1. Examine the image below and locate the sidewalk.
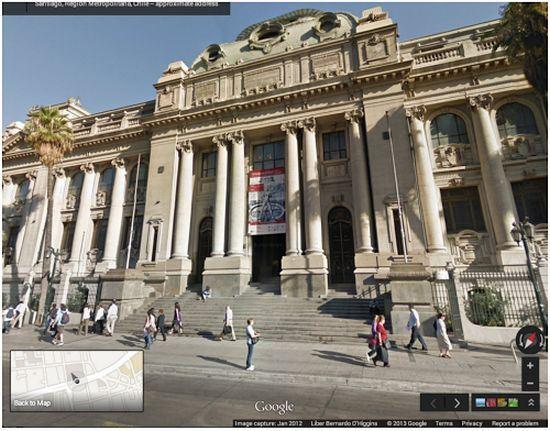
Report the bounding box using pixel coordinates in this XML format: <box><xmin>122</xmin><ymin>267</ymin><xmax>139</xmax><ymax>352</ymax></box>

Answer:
<box><xmin>3</xmin><ymin>325</ymin><xmax>547</xmax><ymax>395</ymax></box>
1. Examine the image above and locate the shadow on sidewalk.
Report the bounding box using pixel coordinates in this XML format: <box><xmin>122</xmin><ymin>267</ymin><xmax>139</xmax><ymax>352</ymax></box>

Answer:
<box><xmin>197</xmin><ymin>355</ymin><xmax>243</xmax><ymax>369</ymax></box>
<box><xmin>312</xmin><ymin>350</ymin><xmax>365</xmax><ymax>367</ymax></box>
<box><xmin>117</xmin><ymin>335</ymin><xmax>143</xmax><ymax>348</ymax></box>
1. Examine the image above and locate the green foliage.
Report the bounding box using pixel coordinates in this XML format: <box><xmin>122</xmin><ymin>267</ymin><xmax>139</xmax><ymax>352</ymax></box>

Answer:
<box><xmin>466</xmin><ymin>286</ymin><xmax>507</xmax><ymax>327</ymax></box>
<box><xmin>67</xmin><ymin>285</ymin><xmax>89</xmax><ymax>313</ymax></box>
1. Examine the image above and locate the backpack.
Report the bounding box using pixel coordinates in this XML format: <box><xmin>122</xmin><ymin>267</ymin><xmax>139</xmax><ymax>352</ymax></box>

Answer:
<box><xmin>61</xmin><ymin>311</ymin><xmax>70</xmax><ymax>325</ymax></box>
<box><xmin>6</xmin><ymin>308</ymin><xmax>14</xmax><ymax>319</ymax></box>
<box><xmin>433</xmin><ymin>319</ymin><xmax>438</xmax><ymax>332</ymax></box>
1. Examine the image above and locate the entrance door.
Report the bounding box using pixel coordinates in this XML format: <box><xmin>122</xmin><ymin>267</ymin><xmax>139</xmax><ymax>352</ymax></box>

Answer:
<box><xmin>252</xmin><ymin>234</ymin><xmax>285</xmax><ymax>282</ymax></box>
<box><xmin>328</xmin><ymin>207</ymin><xmax>355</xmax><ymax>284</ymax></box>
<box><xmin>196</xmin><ymin>217</ymin><xmax>213</xmax><ymax>282</ymax></box>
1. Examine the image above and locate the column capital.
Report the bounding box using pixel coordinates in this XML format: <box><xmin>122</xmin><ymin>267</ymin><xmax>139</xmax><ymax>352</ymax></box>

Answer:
<box><xmin>80</xmin><ymin>162</ymin><xmax>94</xmax><ymax>174</ymax></box>
<box><xmin>111</xmin><ymin>157</ymin><xmax>126</xmax><ymax>169</ymax></box>
<box><xmin>226</xmin><ymin>130</ymin><xmax>244</xmax><ymax>145</ymax></box>
<box><xmin>297</xmin><ymin>117</ymin><xmax>316</xmax><ymax>132</ymax></box>
<box><xmin>281</xmin><ymin>120</ymin><xmax>299</xmax><ymax>135</ymax></box>
<box><xmin>25</xmin><ymin>170</ymin><xmax>38</xmax><ymax>181</ymax></box>
<box><xmin>53</xmin><ymin>167</ymin><xmax>65</xmax><ymax>179</ymax></box>
<box><xmin>468</xmin><ymin>93</ymin><xmax>493</xmax><ymax>111</ymax></box>
<box><xmin>405</xmin><ymin>105</ymin><xmax>427</xmax><ymax>121</ymax></box>
<box><xmin>344</xmin><ymin>108</ymin><xmax>364</xmax><ymax>124</ymax></box>
<box><xmin>2</xmin><ymin>175</ymin><xmax>12</xmax><ymax>186</ymax></box>
<box><xmin>176</xmin><ymin>140</ymin><xmax>194</xmax><ymax>153</ymax></box>
<box><xmin>212</xmin><ymin>134</ymin><xmax>228</xmax><ymax>148</ymax></box>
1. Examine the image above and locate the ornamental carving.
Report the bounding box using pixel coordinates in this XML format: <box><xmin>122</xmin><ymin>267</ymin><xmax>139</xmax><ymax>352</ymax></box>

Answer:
<box><xmin>312</xmin><ymin>12</ymin><xmax>341</xmax><ymax>41</ymax></box>
<box><xmin>176</xmin><ymin>140</ymin><xmax>194</xmax><ymax>153</ymax></box>
<box><xmin>66</xmin><ymin>194</ymin><xmax>78</xmax><ymax>210</ymax></box>
<box><xmin>468</xmin><ymin>94</ymin><xmax>493</xmax><ymax>111</ymax></box>
<box><xmin>281</xmin><ymin>120</ymin><xmax>299</xmax><ymax>135</ymax></box>
<box><xmin>80</xmin><ymin>163</ymin><xmax>94</xmax><ymax>174</ymax></box>
<box><xmin>212</xmin><ymin>134</ymin><xmax>228</xmax><ymax>148</ymax></box>
<box><xmin>2</xmin><ymin>175</ymin><xmax>12</xmax><ymax>186</ymax></box>
<box><xmin>297</xmin><ymin>118</ymin><xmax>316</xmax><ymax>132</ymax></box>
<box><xmin>248</xmin><ymin>21</ymin><xmax>287</xmax><ymax>53</ymax></box>
<box><xmin>95</xmin><ymin>190</ymin><xmax>110</xmax><ymax>207</ymax></box>
<box><xmin>227</xmin><ymin>131</ymin><xmax>244</xmax><ymax>145</ymax></box>
<box><xmin>111</xmin><ymin>158</ymin><xmax>125</xmax><ymax>169</ymax></box>
<box><xmin>448</xmin><ymin>230</ymin><xmax>492</xmax><ymax>265</ymax></box>
<box><xmin>344</xmin><ymin>108</ymin><xmax>364</xmax><ymax>124</ymax></box>
<box><xmin>434</xmin><ymin>144</ymin><xmax>473</xmax><ymax>168</ymax></box>
<box><xmin>405</xmin><ymin>106</ymin><xmax>427</xmax><ymax>122</ymax></box>
<box><xmin>25</xmin><ymin>170</ymin><xmax>37</xmax><ymax>182</ymax></box>
<box><xmin>501</xmin><ymin>135</ymin><xmax>543</xmax><ymax>160</ymax></box>
<box><xmin>53</xmin><ymin>167</ymin><xmax>65</xmax><ymax>179</ymax></box>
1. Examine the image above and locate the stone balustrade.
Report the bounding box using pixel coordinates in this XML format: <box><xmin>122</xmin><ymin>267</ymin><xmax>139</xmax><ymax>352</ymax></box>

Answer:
<box><xmin>413</xmin><ymin>45</ymin><xmax>463</xmax><ymax>65</ymax></box>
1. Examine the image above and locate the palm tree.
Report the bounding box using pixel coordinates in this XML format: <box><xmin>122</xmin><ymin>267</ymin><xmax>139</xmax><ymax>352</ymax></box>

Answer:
<box><xmin>490</xmin><ymin>3</ymin><xmax>548</xmax><ymax>107</ymax></box>
<box><xmin>24</xmin><ymin>106</ymin><xmax>74</xmax><ymax>323</ymax></box>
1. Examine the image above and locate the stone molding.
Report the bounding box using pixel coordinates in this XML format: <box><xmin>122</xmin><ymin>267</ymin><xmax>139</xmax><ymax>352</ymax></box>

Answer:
<box><xmin>176</xmin><ymin>140</ymin><xmax>194</xmax><ymax>153</ymax></box>
<box><xmin>80</xmin><ymin>162</ymin><xmax>95</xmax><ymax>174</ymax></box>
<box><xmin>281</xmin><ymin>120</ymin><xmax>299</xmax><ymax>135</ymax></box>
<box><xmin>111</xmin><ymin>157</ymin><xmax>126</xmax><ymax>169</ymax></box>
<box><xmin>297</xmin><ymin>117</ymin><xmax>316</xmax><ymax>131</ymax></box>
<box><xmin>405</xmin><ymin>105</ymin><xmax>427</xmax><ymax>122</ymax></box>
<box><xmin>468</xmin><ymin>94</ymin><xmax>493</xmax><ymax>111</ymax></box>
<box><xmin>344</xmin><ymin>108</ymin><xmax>364</xmax><ymax>123</ymax></box>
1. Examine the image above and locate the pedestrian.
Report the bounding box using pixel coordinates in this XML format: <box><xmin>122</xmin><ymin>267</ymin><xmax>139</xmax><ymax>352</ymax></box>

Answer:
<box><xmin>365</xmin><ymin>315</ymin><xmax>379</xmax><ymax>364</ymax></box>
<box><xmin>435</xmin><ymin>312</ymin><xmax>452</xmax><ymax>358</ymax></box>
<box><xmin>3</xmin><ymin>304</ymin><xmax>15</xmax><ymax>333</ymax></box>
<box><xmin>143</xmin><ymin>308</ymin><xmax>156</xmax><ymax>350</ymax></box>
<box><xmin>171</xmin><ymin>302</ymin><xmax>183</xmax><ymax>335</ymax></box>
<box><xmin>43</xmin><ymin>303</ymin><xmax>57</xmax><ymax>336</ymax></box>
<box><xmin>373</xmin><ymin>315</ymin><xmax>390</xmax><ymax>367</ymax></box>
<box><xmin>245</xmin><ymin>318</ymin><xmax>260</xmax><ymax>371</ymax></box>
<box><xmin>79</xmin><ymin>303</ymin><xmax>91</xmax><ymax>336</ymax></box>
<box><xmin>93</xmin><ymin>304</ymin><xmax>106</xmax><ymax>334</ymax></box>
<box><xmin>154</xmin><ymin>308</ymin><xmax>167</xmax><ymax>341</ymax></box>
<box><xmin>218</xmin><ymin>305</ymin><xmax>236</xmax><ymax>341</ymax></box>
<box><xmin>105</xmin><ymin>299</ymin><xmax>118</xmax><ymax>336</ymax></box>
<box><xmin>200</xmin><ymin>286</ymin><xmax>211</xmax><ymax>301</ymax></box>
<box><xmin>11</xmin><ymin>300</ymin><xmax>27</xmax><ymax>328</ymax></box>
<box><xmin>52</xmin><ymin>304</ymin><xmax>70</xmax><ymax>346</ymax></box>
<box><xmin>405</xmin><ymin>304</ymin><xmax>428</xmax><ymax>351</ymax></box>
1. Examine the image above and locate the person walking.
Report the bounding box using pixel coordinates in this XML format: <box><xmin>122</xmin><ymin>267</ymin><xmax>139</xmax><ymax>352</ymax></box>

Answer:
<box><xmin>52</xmin><ymin>304</ymin><xmax>70</xmax><ymax>346</ymax></box>
<box><xmin>106</xmin><ymin>299</ymin><xmax>118</xmax><ymax>336</ymax></box>
<box><xmin>365</xmin><ymin>315</ymin><xmax>379</xmax><ymax>364</ymax></box>
<box><xmin>93</xmin><ymin>304</ymin><xmax>106</xmax><ymax>334</ymax></box>
<box><xmin>435</xmin><ymin>312</ymin><xmax>452</xmax><ymax>358</ymax></box>
<box><xmin>11</xmin><ymin>300</ymin><xmax>27</xmax><ymax>328</ymax></box>
<box><xmin>373</xmin><ymin>315</ymin><xmax>390</xmax><ymax>367</ymax></box>
<box><xmin>3</xmin><ymin>305</ymin><xmax>15</xmax><ymax>333</ymax></box>
<box><xmin>171</xmin><ymin>302</ymin><xmax>183</xmax><ymax>335</ymax></box>
<box><xmin>154</xmin><ymin>308</ymin><xmax>167</xmax><ymax>341</ymax></box>
<box><xmin>143</xmin><ymin>308</ymin><xmax>156</xmax><ymax>350</ymax></box>
<box><xmin>405</xmin><ymin>304</ymin><xmax>428</xmax><ymax>351</ymax></box>
<box><xmin>79</xmin><ymin>303</ymin><xmax>91</xmax><ymax>336</ymax></box>
<box><xmin>218</xmin><ymin>305</ymin><xmax>236</xmax><ymax>341</ymax></box>
<box><xmin>43</xmin><ymin>303</ymin><xmax>57</xmax><ymax>336</ymax></box>
<box><xmin>245</xmin><ymin>318</ymin><xmax>260</xmax><ymax>371</ymax></box>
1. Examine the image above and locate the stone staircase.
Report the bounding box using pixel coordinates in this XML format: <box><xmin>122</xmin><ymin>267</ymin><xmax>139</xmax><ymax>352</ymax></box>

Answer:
<box><xmin>116</xmin><ymin>282</ymin><xmax>385</xmax><ymax>344</ymax></box>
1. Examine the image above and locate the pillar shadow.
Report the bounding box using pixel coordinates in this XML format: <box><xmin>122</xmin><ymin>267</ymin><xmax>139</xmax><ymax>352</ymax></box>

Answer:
<box><xmin>197</xmin><ymin>355</ymin><xmax>243</xmax><ymax>369</ymax></box>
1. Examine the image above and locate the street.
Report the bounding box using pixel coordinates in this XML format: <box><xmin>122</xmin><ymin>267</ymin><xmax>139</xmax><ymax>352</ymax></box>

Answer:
<box><xmin>2</xmin><ymin>326</ymin><xmax>547</xmax><ymax>427</ymax></box>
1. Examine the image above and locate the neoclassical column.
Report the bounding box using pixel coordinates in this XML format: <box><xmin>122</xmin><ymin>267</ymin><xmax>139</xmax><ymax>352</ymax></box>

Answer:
<box><xmin>51</xmin><ymin>168</ymin><xmax>67</xmax><ymax>251</ymax></box>
<box><xmin>282</xmin><ymin>120</ymin><xmax>302</xmax><ymax>255</ymax></box>
<box><xmin>15</xmin><ymin>171</ymin><xmax>37</xmax><ymax>263</ymax></box>
<box><xmin>2</xmin><ymin>175</ymin><xmax>15</xmax><ymax>206</ymax></box>
<box><xmin>211</xmin><ymin>134</ymin><xmax>229</xmax><ymax>257</ymax></box>
<box><xmin>406</xmin><ymin>106</ymin><xmax>447</xmax><ymax>253</ymax></box>
<box><xmin>172</xmin><ymin>141</ymin><xmax>194</xmax><ymax>259</ymax></box>
<box><xmin>228</xmin><ymin>131</ymin><xmax>246</xmax><ymax>256</ymax></box>
<box><xmin>345</xmin><ymin>108</ymin><xmax>373</xmax><ymax>253</ymax></box>
<box><xmin>102</xmin><ymin>158</ymin><xmax>127</xmax><ymax>267</ymax></box>
<box><xmin>69</xmin><ymin>163</ymin><xmax>95</xmax><ymax>263</ymax></box>
<box><xmin>298</xmin><ymin>118</ymin><xmax>324</xmax><ymax>254</ymax></box>
<box><xmin>469</xmin><ymin>94</ymin><xmax>517</xmax><ymax>249</ymax></box>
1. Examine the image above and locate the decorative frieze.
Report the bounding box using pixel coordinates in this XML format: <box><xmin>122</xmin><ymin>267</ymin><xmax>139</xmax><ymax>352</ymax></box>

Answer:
<box><xmin>434</xmin><ymin>144</ymin><xmax>474</xmax><ymax>168</ymax></box>
<box><xmin>310</xmin><ymin>51</ymin><xmax>342</xmax><ymax>80</ymax></box>
<box><xmin>242</xmin><ymin>67</ymin><xmax>282</xmax><ymax>94</ymax></box>
<box><xmin>194</xmin><ymin>80</ymin><xmax>218</xmax><ymax>102</ymax></box>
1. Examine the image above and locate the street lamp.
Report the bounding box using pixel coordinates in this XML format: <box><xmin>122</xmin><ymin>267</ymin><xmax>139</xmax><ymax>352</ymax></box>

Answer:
<box><xmin>511</xmin><ymin>218</ymin><xmax>548</xmax><ymax>332</ymax></box>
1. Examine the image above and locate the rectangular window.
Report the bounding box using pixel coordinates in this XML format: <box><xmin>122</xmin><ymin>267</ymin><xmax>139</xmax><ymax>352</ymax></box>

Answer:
<box><xmin>91</xmin><ymin>218</ymin><xmax>109</xmax><ymax>256</ymax></box>
<box><xmin>441</xmin><ymin>187</ymin><xmax>486</xmax><ymax>234</ymax></box>
<box><xmin>60</xmin><ymin>221</ymin><xmax>76</xmax><ymax>259</ymax></box>
<box><xmin>201</xmin><ymin>152</ymin><xmax>217</xmax><ymax>178</ymax></box>
<box><xmin>252</xmin><ymin>142</ymin><xmax>284</xmax><ymax>170</ymax></box>
<box><xmin>322</xmin><ymin>131</ymin><xmax>347</xmax><ymax>161</ymax></box>
<box><xmin>512</xmin><ymin>178</ymin><xmax>548</xmax><ymax>224</ymax></box>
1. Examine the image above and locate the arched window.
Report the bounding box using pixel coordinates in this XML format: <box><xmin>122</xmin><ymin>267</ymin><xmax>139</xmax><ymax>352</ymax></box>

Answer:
<box><xmin>67</xmin><ymin>171</ymin><xmax>84</xmax><ymax>209</ymax></box>
<box><xmin>496</xmin><ymin>102</ymin><xmax>539</xmax><ymax>138</ymax></box>
<box><xmin>328</xmin><ymin>207</ymin><xmax>355</xmax><ymax>284</ymax></box>
<box><xmin>127</xmin><ymin>162</ymin><xmax>148</xmax><ymax>202</ymax></box>
<box><xmin>430</xmin><ymin>113</ymin><xmax>470</xmax><ymax>147</ymax></box>
<box><xmin>97</xmin><ymin>167</ymin><xmax>114</xmax><ymax>206</ymax></box>
<box><xmin>14</xmin><ymin>179</ymin><xmax>30</xmax><ymax>202</ymax></box>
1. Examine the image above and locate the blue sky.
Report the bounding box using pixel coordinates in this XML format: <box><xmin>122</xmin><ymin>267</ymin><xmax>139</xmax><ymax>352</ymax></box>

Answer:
<box><xmin>2</xmin><ymin>2</ymin><xmax>505</xmax><ymax>128</ymax></box>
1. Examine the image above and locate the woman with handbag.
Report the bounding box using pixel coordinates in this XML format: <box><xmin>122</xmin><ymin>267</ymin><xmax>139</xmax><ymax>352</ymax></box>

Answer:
<box><xmin>245</xmin><ymin>318</ymin><xmax>260</xmax><ymax>371</ymax></box>
<box><xmin>144</xmin><ymin>308</ymin><xmax>156</xmax><ymax>350</ymax></box>
<box><xmin>373</xmin><ymin>315</ymin><xmax>390</xmax><ymax>367</ymax></box>
<box><xmin>218</xmin><ymin>305</ymin><xmax>236</xmax><ymax>341</ymax></box>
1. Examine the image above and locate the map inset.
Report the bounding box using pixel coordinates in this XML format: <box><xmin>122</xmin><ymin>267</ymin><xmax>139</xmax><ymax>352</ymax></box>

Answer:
<box><xmin>11</xmin><ymin>350</ymin><xmax>143</xmax><ymax>411</ymax></box>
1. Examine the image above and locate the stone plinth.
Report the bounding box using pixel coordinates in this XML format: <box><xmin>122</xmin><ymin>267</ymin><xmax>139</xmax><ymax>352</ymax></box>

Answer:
<box><xmin>280</xmin><ymin>254</ymin><xmax>328</xmax><ymax>298</ymax></box>
<box><xmin>165</xmin><ymin>258</ymin><xmax>192</xmax><ymax>296</ymax></box>
<box><xmin>388</xmin><ymin>262</ymin><xmax>435</xmax><ymax>336</ymax></box>
<box><xmin>202</xmin><ymin>255</ymin><xmax>251</xmax><ymax>297</ymax></box>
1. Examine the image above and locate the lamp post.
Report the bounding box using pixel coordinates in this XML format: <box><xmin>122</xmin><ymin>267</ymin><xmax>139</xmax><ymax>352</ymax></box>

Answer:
<box><xmin>38</xmin><ymin>247</ymin><xmax>67</xmax><ymax>324</ymax></box>
<box><xmin>511</xmin><ymin>218</ymin><xmax>547</xmax><ymax>331</ymax></box>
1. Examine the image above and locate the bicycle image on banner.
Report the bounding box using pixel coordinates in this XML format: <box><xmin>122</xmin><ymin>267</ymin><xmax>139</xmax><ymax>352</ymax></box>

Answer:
<box><xmin>248</xmin><ymin>167</ymin><xmax>286</xmax><ymax>235</ymax></box>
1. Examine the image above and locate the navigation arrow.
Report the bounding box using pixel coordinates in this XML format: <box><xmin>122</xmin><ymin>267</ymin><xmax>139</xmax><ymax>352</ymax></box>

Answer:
<box><xmin>528</xmin><ymin>398</ymin><xmax>535</xmax><ymax>407</ymax></box>
<box><xmin>430</xmin><ymin>398</ymin><xmax>437</xmax><ymax>409</ymax></box>
<box><xmin>454</xmin><ymin>398</ymin><xmax>461</xmax><ymax>409</ymax></box>
<box><xmin>70</xmin><ymin>373</ymin><xmax>80</xmax><ymax>384</ymax></box>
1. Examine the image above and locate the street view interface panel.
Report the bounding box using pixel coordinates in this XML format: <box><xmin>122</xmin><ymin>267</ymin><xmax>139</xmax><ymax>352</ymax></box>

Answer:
<box><xmin>1</xmin><ymin>1</ymin><xmax>548</xmax><ymax>430</ymax></box>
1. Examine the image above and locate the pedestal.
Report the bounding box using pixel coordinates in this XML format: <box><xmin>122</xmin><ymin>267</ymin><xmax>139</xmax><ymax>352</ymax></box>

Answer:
<box><xmin>202</xmin><ymin>255</ymin><xmax>251</xmax><ymax>297</ymax></box>
<box><xmin>388</xmin><ymin>262</ymin><xmax>435</xmax><ymax>336</ymax></box>
<box><xmin>165</xmin><ymin>258</ymin><xmax>192</xmax><ymax>296</ymax></box>
<box><xmin>280</xmin><ymin>254</ymin><xmax>328</xmax><ymax>298</ymax></box>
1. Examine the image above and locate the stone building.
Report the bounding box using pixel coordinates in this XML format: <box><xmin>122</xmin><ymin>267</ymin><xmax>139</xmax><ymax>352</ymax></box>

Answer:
<box><xmin>2</xmin><ymin>8</ymin><xmax>547</xmax><ymax>317</ymax></box>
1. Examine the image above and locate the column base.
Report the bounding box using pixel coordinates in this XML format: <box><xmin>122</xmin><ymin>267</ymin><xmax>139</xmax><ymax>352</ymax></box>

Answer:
<box><xmin>99</xmin><ymin>268</ymin><xmax>152</xmax><ymax>320</ymax></box>
<box><xmin>353</xmin><ymin>252</ymin><xmax>378</xmax><ymax>297</ymax></box>
<box><xmin>164</xmin><ymin>258</ymin><xmax>193</xmax><ymax>296</ymax></box>
<box><xmin>280</xmin><ymin>254</ymin><xmax>328</xmax><ymax>298</ymax></box>
<box><xmin>55</xmin><ymin>265</ymin><xmax>74</xmax><ymax>305</ymax></box>
<box><xmin>496</xmin><ymin>246</ymin><xmax>528</xmax><ymax>266</ymax></box>
<box><xmin>202</xmin><ymin>255</ymin><xmax>251</xmax><ymax>297</ymax></box>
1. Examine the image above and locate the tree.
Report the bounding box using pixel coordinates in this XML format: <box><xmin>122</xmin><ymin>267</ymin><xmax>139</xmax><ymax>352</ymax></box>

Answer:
<box><xmin>491</xmin><ymin>3</ymin><xmax>548</xmax><ymax>106</ymax></box>
<box><xmin>24</xmin><ymin>106</ymin><xmax>74</xmax><ymax>323</ymax></box>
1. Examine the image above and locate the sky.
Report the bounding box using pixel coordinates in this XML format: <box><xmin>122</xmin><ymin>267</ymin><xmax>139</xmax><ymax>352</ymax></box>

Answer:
<box><xmin>2</xmin><ymin>2</ymin><xmax>506</xmax><ymax>128</ymax></box>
